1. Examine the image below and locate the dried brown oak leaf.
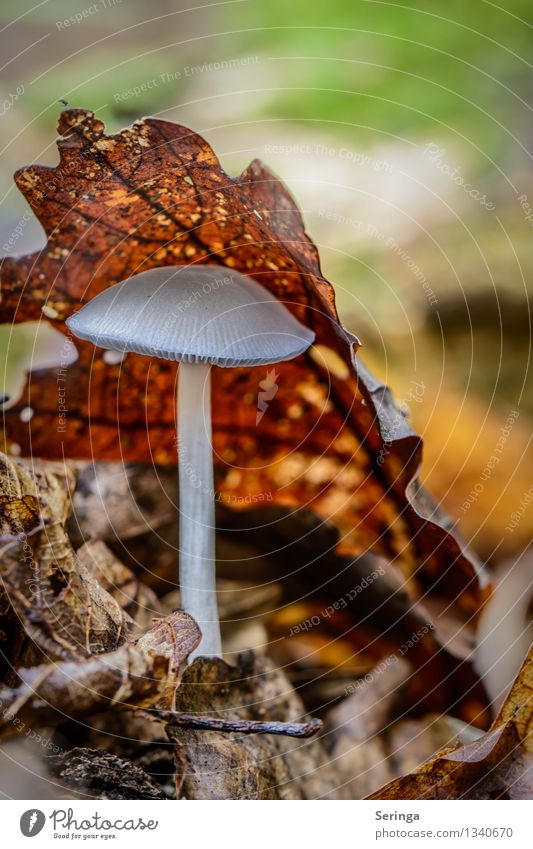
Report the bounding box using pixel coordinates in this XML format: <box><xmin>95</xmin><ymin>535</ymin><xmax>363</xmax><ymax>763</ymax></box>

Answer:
<box><xmin>0</xmin><ymin>452</ymin><xmax>132</xmax><ymax>669</ymax></box>
<box><xmin>0</xmin><ymin>609</ymin><xmax>200</xmax><ymax>738</ymax></box>
<box><xmin>0</xmin><ymin>109</ymin><xmax>483</xmax><ymax>615</ymax></box>
<box><xmin>368</xmin><ymin>646</ymin><xmax>533</xmax><ymax>799</ymax></box>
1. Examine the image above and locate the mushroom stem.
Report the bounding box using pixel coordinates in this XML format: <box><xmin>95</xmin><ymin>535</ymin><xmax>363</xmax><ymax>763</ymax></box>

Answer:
<box><xmin>177</xmin><ymin>361</ymin><xmax>222</xmax><ymax>659</ymax></box>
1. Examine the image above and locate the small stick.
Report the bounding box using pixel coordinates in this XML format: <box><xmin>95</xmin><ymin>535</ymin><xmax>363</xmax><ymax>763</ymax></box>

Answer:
<box><xmin>149</xmin><ymin>709</ymin><xmax>323</xmax><ymax>739</ymax></box>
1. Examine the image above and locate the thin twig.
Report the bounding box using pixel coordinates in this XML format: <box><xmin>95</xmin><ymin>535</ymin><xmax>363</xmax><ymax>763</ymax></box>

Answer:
<box><xmin>148</xmin><ymin>709</ymin><xmax>323</xmax><ymax>738</ymax></box>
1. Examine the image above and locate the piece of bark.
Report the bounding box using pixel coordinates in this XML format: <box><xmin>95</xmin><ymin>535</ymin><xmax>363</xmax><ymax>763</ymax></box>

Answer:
<box><xmin>0</xmin><ymin>611</ymin><xmax>200</xmax><ymax>738</ymax></box>
<box><xmin>49</xmin><ymin>747</ymin><xmax>167</xmax><ymax>799</ymax></box>
<box><xmin>167</xmin><ymin>650</ymin><xmax>341</xmax><ymax>799</ymax></box>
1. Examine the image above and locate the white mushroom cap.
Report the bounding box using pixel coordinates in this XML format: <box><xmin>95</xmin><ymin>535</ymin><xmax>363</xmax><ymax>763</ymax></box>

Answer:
<box><xmin>66</xmin><ymin>266</ymin><xmax>315</xmax><ymax>367</ymax></box>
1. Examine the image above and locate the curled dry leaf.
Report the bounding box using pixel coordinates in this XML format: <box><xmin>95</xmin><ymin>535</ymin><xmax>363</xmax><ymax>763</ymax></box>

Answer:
<box><xmin>0</xmin><ymin>453</ymin><xmax>131</xmax><ymax>666</ymax></box>
<box><xmin>0</xmin><ymin>109</ymin><xmax>485</xmax><ymax>621</ymax></box>
<box><xmin>0</xmin><ymin>610</ymin><xmax>201</xmax><ymax>739</ymax></box>
<box><xmin>368</xmin><ymin>646</ymin><xmax>533</xmax><ymax>800</ymax></box>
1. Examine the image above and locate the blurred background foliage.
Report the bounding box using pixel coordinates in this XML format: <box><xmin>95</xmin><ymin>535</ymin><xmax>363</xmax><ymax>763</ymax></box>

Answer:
<box><xmin>0</xmin><ymin>0</ymin><xmax>532</xmax><ymax>561</ymax></box>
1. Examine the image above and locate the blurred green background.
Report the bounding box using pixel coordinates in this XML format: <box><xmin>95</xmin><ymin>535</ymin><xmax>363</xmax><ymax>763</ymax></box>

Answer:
<box><xmin>1</xmin><ymin>0</ymin><xmax>532</xmax><ymax>559</ymax></box>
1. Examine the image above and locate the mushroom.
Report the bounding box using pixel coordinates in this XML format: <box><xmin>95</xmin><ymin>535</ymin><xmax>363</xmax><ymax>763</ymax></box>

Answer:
<box><xmin>66</xmin><ymin>266</ymin><xmax>315</xmax><ymax>659</ymax></box>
